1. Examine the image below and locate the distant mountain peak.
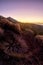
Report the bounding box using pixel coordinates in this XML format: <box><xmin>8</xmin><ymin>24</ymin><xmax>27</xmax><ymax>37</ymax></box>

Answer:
<box><xmin>7</xmin><ymin>17</ymin><xmax>18</xmax><ymax>23</ymax></box>
<box><xmin>0</xmin><ymin>15</ymin><xmax>5</xmax><ymax>19</ymax></box>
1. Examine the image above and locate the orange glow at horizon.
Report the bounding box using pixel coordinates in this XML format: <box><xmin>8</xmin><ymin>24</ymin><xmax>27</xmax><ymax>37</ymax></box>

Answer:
<box><xmin>13</xmin><ymin>17</ymin><xmax>43</xmax><ymax>24</ymax></box>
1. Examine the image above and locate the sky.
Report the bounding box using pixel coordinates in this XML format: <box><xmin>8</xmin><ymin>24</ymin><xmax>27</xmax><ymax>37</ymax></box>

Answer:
<box><xmin>0</xmin><ymin>0</ymin><xmax>43</xmax><ymax>24</ymax></box>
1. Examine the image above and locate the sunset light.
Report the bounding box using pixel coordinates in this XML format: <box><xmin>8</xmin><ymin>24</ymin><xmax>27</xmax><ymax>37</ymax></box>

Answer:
<box><xmin>15</xmin><ymin>17</ymin><xmax>43</xmax><ymax>24</ymax></box>
<box><xmin>0</xmin><ymin>0</ymin><xmax>43</xmax><ymax>24</ymax></box>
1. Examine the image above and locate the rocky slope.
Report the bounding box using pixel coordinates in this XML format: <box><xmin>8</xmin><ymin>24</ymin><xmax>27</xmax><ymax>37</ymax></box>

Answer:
<box><xmin>0</xmin><ymin>16</ymin><xmax>43</xmax><ymax>65</ymax></box>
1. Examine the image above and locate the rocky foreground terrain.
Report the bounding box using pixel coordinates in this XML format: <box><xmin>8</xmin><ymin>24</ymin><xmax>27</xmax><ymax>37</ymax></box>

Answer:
<box><xmin>0</xmin><ymin>16</ymin><xmax>43</xmax><ymax>65</ymax></box>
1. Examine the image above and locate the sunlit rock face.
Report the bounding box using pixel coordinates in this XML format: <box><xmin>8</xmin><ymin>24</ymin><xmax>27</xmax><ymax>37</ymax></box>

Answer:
<box><xmin>35</xmin><ymin>35</ymin><xmax>43</xmax><ymax>46</ymax></box>
<box><xmin>0</xmin><ymin>16</ymin><xmax>43</xmax><ymax>65</ymax></box>
<box><xmin>35</xmin><ymin>35</ymin><xmax>43</xmax><ymax>41</ymax></box>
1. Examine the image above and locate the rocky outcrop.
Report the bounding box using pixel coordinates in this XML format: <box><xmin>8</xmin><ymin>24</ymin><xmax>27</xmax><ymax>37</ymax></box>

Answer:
<box><xmin>35</xmin><ymin>35</ymin><xmax>43</xmax><ymax>46</ymax></box>
<box><xmin>0</xmin><ymin>16</ymin><xmax>28</xmax><ymax>57</ymax></box>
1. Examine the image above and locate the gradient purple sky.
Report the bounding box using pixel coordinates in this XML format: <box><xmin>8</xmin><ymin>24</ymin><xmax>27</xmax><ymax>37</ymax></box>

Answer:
<box><xmin>0</xmin><ymin>0</ymin><xmax>43</xmax><ymax>23</ymax></box>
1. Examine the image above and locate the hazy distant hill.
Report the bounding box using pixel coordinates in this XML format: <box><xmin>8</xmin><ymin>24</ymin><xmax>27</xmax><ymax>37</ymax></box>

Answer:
<box><xmin>0</xmin><ymin>16</ymin><xmax>43</xmax><ymax>65</ymax></box>
<box><xmin>20</xmin><ymin>23</ymin><xmax>43</xmax><ymax>35</ymax></box>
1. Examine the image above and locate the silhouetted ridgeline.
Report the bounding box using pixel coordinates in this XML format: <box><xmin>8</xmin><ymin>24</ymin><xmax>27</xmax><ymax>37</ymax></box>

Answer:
<box><xmin>0</xmin><ymin>16</ymin><xmax>43</xmax><ymax>65</ymax></box>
